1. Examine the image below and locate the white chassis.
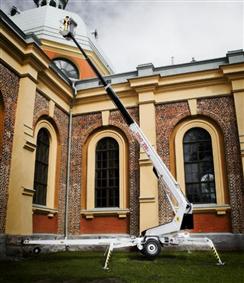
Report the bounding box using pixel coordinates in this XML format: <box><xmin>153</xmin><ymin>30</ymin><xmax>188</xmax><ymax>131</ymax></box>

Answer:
<box><xmin>23</xmin><ymin>232</ymin><xmax>224</xmax><ymax>269</ymax></box>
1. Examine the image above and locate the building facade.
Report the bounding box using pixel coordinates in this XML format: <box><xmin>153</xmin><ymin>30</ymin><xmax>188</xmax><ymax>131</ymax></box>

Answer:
<box><xmin>0</xmin><ymin>2</ymin><xmax>244</xmax><ymax>253</ymax></box>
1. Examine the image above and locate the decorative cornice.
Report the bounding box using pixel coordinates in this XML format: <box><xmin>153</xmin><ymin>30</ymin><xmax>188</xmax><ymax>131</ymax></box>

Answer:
<box><xmin>129</xmin><ymin>75</ymin><xmax>160</xmax><ymax>91</ymax></box>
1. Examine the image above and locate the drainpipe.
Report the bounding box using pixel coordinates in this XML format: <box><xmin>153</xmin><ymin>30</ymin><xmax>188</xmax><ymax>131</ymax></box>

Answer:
<box><xmin>64</xmin><ymin>79</ymin><xmax>77</xmax><ymax>239</ymax></box>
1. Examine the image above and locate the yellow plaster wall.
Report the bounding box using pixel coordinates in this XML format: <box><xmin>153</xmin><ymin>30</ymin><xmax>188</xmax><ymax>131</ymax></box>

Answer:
<box><xmin>233</xmin><ymin>90</ymin><xmax>244</xmax><ymax>176</ymax></box>
<box><xmin>73</xmin><ymin>89</ymin><xmax>138</xmax><ymax>115</ymax></box>
<box><xmin>138</xmin><ymin>92</ymin><xmax>159</xmax><ymax>232</ymax></box>
<box><xmin>139</xmin><ymin>160</ymin><xmax>159</xmax><ymax>231</ymax></box>
<box><xmin>6</xmin><ymin>77</ymin><xmax>37</xmax><ymax>235</ymax></box>
<box><xmin>155</xmin><ymin>83</ymin><xmax>231</xmax><ymax>104</ymax></box>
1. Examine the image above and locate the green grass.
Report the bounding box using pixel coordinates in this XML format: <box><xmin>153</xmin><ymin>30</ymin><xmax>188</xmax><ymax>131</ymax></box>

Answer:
<box><xmin>0</xmin><ymin>250</ymin><xmax>244</xmax><ymax>283</ymax></box>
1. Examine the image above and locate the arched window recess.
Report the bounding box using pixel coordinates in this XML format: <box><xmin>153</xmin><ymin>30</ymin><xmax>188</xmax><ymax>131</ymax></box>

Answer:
<box><xmin>173</xmin><ymin>118</ymin><xmax>229</xmax><ymax>213</ymax></box>
<box><xmin>53</xmin><ymin>58</ymin><xmax>79</xmax><ymax>80</ymax></box>
<box><xmin>82</xmin><ymin>129</ymin><xmax>129</xmax><ymax>218</ymax></box>
<box><xmin>32</xmin><ymin>119</ymin><xmax>58</xmax><ymax>214</ymax></box>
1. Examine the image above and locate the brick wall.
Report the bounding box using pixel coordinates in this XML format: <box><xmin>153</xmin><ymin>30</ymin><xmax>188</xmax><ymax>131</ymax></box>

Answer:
<box><xmin>0</xmin><ymin>63</ymin><xmax>19</xmax><ymax>233</ymax></box>
<box><xmin>33</xmin><ymin>214</ymin><xmax>58</xmax><ymax>234</ymax></box>
<box><xmin>80</xmin><ymin>216</ymin><xmax>129</xmax><ymax>234</ymax></box>
<box><xmin>192</xmin><ymin>212</ymin><xmax>232</xmax><ymax>233</ymax></box>
<box><xmin>155</xmin><ymin>96</ymin><xmax>244</xmax><ymax>233</ymax></box>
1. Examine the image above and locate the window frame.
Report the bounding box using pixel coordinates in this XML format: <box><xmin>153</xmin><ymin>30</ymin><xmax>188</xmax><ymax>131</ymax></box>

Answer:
<box><xmin>174</xmin><ymin>119</ymin><xmax>227</xmax><ymax>209</ymax></box>
<box><xmin>85</xmin><ymin>129</ymin><xmax>128</xmax><ymax>215</ymax></box>
<box><xmin>33</xmin><ymin>120</ymin><xmax>58</xmax><ymax>210</ymax></box>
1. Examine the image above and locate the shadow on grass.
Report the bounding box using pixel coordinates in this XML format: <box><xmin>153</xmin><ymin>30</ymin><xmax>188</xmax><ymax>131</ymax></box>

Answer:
<box><xmin>29</xmin><ymin>251</ymin><xmax>104</xmax><ymax>262</ymax></box>
<box><xmin>128</xmin><ymin>251</ymin><xmax>189</xmax><ymax>261</ymax></box>
<box><xmin>126</xmin><ymin>250</ymin><xmax>225</xmax><ymax>268</ymax></box>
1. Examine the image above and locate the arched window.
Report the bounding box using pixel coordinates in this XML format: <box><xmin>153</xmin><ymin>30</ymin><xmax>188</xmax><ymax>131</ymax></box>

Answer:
<box><xmin>174</xmin><ymin>119</ymin><xmax>228</xmax><ymax>212</ymax></box>
<box><xmin>183</xmin><ymin>128</ymin><xmax>216</xmax><ymax>204</ymax></box>
<box><xmin>33</xmin><ymin>128</ymin><xmax>50</xmax><ymax>205</ymax></box>
<box><xmin>84</xmin><ymin>129</ymin><xmax>128</xmax><ymax>217</ymax></box>
<box><xmin>53</xmin><ymin>58</ymin><xmax>79</xmax><ymax>79</ymax></box>
<box><xmin>95</xmin><ymin>137</ymin><xmax>119</xmax><ymax>208</ymax></box>
<box><xmin>40</xmin><ymin>0</ymin><xmax>47</xmax><ymax>6</ymax></box>
<box><xmin>33</xmin><ymin>120</ymin><xmax>58</xmax><ymax>210</ymax></box>
<box><xmin>50</xmin><ymin>0</ymin><xmax>57</xmax><ymax>7</ymax></box>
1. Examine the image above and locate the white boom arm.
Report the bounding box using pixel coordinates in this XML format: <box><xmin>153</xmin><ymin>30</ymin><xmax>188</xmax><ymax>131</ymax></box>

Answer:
<box><xmin>59</xmin><ymin>17</ymin><xmax>193</xmax><ymax>237</ymax></box>
<box><xmin>129</xmin><ymin>122</ymin><xmax>192</xmax><ymax>236</ymax></box>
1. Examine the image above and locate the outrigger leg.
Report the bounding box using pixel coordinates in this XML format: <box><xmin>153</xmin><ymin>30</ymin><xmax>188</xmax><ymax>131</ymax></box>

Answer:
<box><xmin>103</xmin><ymin>243</ymin><xmax>114</xmax><ymax>270</ymax></box>
<box><xmin>206</xmin><ymin>238</ymin><xmax>225</xmax><ymax>266</ymax></box>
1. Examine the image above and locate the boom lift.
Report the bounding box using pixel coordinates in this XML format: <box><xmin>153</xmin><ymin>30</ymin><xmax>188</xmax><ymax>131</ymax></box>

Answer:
<box><xmin>23</xmin><ymin>17</ymin><xmax>224</xmax><ymax>268</ymax></box>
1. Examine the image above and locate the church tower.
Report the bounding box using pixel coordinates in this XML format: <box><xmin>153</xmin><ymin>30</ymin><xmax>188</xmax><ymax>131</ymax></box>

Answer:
<box><xmin>10</xmin><ymin>0</ymin><xmax>112</xmax><ymax>79</ymax></box>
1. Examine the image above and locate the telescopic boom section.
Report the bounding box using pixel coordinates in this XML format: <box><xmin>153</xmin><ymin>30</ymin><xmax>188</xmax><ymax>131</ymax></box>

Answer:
<box><xmin>60</xmin><ymin>17</ymin><xmax>193</xmax><ymax>236</ymax></box>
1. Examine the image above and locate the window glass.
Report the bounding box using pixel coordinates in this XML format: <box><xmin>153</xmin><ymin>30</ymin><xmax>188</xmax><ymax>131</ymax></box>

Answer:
<box><xmin>33</xmin><ymin>128</ymin><xmax>50</xmax><ymax>205</ymax></box>
<box><xmin>183</xmin><ymin>127</ymin><xmax>216</xmax><ymax>204</ymax></box>
<box><xmin>53</xmin><ymin>58</ymin><xmax>79</xmax><ymax>79</ymax></box>
<box><xmin>95</xmin><ymin>137</ymin><xmax>119</xmax><ymax>208</ymax></box>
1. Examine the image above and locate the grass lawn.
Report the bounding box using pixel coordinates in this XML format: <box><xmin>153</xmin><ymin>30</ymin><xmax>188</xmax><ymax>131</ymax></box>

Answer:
<box><xmin>0</xmin><ymin>250</ymin><xmax>243</xmax><ymax>283</ymax></box>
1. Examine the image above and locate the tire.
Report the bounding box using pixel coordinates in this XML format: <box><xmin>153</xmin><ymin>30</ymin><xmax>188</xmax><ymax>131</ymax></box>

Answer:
<box><xmin>141</xmin><ymin>239</ymin><xmax>161</xmax><ymax>258</ymax></box>
<box><xmin>33</xmin><ymin>247</ymin><xmax>41</xmax><ymax>254</ymax></box>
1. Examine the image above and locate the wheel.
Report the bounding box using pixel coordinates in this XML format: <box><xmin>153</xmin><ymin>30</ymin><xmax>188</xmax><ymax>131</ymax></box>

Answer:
<box><xmin>33</xmin><ymin>247</ymin><xmax>41</xmax><ymax>254</ymax></box>
<box><xmin>141</xmin><ymin>239</ymin><xmax>161</xmax><ymax>258</ymax></box>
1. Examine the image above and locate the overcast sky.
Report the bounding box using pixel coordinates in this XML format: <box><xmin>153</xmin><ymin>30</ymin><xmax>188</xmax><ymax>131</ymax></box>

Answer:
<box><xmin>1</xmin><ymin>0</ymin><xmax>244</xmax><ymax>73</ymax></box>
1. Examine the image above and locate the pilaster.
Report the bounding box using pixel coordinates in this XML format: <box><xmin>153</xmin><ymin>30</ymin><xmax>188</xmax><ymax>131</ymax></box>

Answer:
<box><xmin>131</xmin><ymin>69</ymin><xmax>159</xmax><ymax>232</ymax></box>
<box><xmin>233</xmin><ymin>88</ymin><xmax>244</xmax><ymax>177</ymax></box>
<box><xmin>6</xmin><ymin>75</ymin><xmax>37</xmax><ymax>235</ymax></box>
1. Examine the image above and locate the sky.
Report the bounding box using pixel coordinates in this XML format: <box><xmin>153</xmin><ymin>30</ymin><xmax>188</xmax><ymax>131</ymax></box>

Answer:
<box><xmin>1</xmin><ymin>0</ymin><xmax>244</xmax><ymax>73</ymax></box>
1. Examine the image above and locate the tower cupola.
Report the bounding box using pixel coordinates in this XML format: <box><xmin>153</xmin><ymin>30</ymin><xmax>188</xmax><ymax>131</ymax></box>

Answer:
<box><xmin>10</xmin><ymin>0</ymin><xmax>113</xmax><ymax>75</ymax></box>
<box><xmin>34</xmin><ymin>0</ymin><xmax>69</xmax><ymax>9</ymax></box>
